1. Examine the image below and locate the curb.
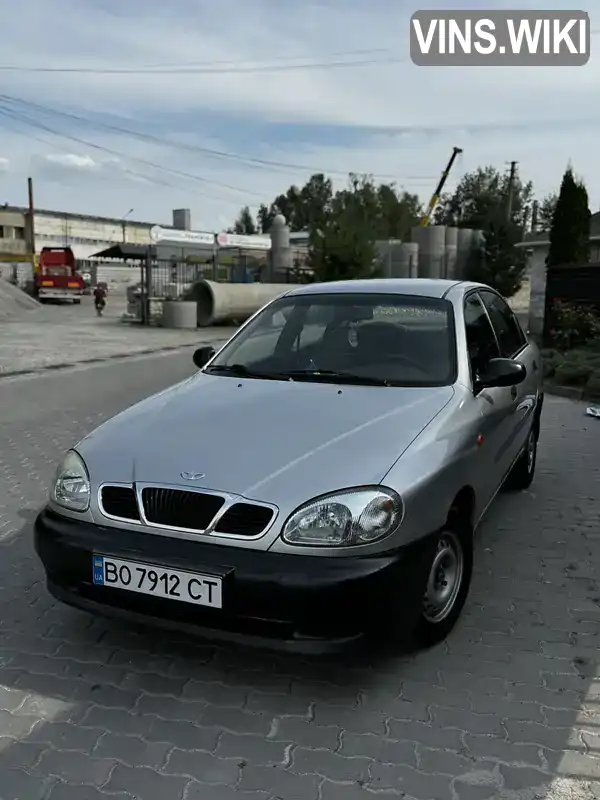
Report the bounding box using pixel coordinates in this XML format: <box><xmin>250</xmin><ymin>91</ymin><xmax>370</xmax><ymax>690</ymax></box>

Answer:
<box><xmin>543</xmin><ymin>383</ymin><xmax>600</xmax><ymax>403</ymax></box>
<box><xmin>0</xmin><ymin>342</ymin><xmax>210</xmax><ymax>380</ymax></box>
<box><xmin>543</xmin><ymin>384</ymin><xmax>585</xmax><ymax>401</ymax></box>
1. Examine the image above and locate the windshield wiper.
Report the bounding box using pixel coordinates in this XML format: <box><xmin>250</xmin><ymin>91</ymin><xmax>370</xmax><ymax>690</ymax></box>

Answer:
<box><xmin>204</xmin><ymin>364</ymin><xmax>288</xmax><ymax>380</ymax></box>
<box><xmin>279</xmin><ymin>369</ymin><xmax>390</xmax><ymax>386</ymax></box>
<box><xmin>205</xmin><ymin>364</ymin><xmax>390</xmax><ymax>386</ymax></box>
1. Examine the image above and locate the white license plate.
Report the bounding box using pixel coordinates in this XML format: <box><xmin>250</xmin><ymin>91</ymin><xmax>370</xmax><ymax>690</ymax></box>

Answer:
<box><xmin>92</xmin><ymin>555</ymin><xmax>222</xmax><ymax>608</ymax></box>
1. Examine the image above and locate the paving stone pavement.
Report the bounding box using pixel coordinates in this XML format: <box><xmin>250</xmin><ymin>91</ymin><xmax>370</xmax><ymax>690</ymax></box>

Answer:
<box><xmin>0</xmin><ymin>352</ymin><xmax>599</xmax><ymax>800</ymax></box>
<box><xmin>0</xmin><ymin>297</ymin><xmax>236</xmax><ymax>376</ymax></box>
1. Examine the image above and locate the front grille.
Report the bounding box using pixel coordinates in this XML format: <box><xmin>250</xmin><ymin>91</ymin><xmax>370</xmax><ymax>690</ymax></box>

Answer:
<box><xmin>215</xmin><ymin>502</ymin><xmax>274</xmax><ymax>537</ymax></box>
<box><xmin>101</xmin><ymin>486</ymin><xmax>140</xmax><ymax>521</ymax></box>
<box><xmin>141</xmin><ymin>488</ymin><xmax>225</xmax><ymax>531</ymax></box>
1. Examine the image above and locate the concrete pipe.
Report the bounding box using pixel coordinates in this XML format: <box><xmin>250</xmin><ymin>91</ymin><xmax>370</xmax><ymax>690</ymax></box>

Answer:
<box><xmin>193</xmin><ymin>280</ymin><xmax>302</xmax><ymax>327</ymax></box>
<box><xmin>162</xmin><ymin>300</ymin><xmax>198</xmax><ymax>329</ymax></box>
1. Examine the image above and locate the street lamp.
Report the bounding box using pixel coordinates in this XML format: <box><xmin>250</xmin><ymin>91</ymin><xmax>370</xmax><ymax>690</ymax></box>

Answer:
<box><xmin>121</xmin><ymin>208</ymin><xmax>134</xmax><ymax>243</ymax></box>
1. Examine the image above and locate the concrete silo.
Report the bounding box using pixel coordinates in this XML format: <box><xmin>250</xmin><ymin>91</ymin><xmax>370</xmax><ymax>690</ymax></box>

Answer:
<box><xmin>444</xmin><ymin>226</ymin><xmax>458</xmax><ymax>279</ymax></box>
<box><xmin>377</xmin><ymin>240</ymin><xmax>420</xmax><ymax>278</ymax></box>
<box><xmin>269</xmin><ymin>214</ymin><xmax>292</xmax><ymax>281</ymax></box>
<box><xmin>411</xmin><ymin>225</ymin><xmax>446</xmax><ymax>278</ymax></box>
<box><xmin>456</xmin><ymin>228</ymin><xmax>474</xmax><ymax>279</ymax></box>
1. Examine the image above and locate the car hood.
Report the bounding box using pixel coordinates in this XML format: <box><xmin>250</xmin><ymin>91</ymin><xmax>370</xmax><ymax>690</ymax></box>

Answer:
<box><xmin>79</xmin><ymin>374</ymin><xmax>454</xmax><ymax>506</ymax></box>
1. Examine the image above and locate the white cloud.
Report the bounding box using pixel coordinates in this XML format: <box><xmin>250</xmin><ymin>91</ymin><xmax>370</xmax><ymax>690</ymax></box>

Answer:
<box><xmin>0</xmin><ymin>157</ymin><xmax>9</xmax><ymax>171</ymax></box>
<box><xmin>41</xmin><ymin>153</ymin><xmax>101</xmax><ymax>170</ymax></box>
<box><xmin>0</xmin><ymin>0</ymin><xmax>597</xmax><ymax>226</ymax></box>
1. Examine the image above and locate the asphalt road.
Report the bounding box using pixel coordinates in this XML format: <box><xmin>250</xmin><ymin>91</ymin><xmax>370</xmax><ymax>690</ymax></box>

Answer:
<box><xmin>1</xmin><ymin>352</ymin><xmax>599</xmax><ymax>800</ymax></box>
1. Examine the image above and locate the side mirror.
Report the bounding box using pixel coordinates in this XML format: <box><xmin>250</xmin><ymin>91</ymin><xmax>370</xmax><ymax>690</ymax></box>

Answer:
<box><xmin>193</xmin><ymin>346</ymin><xmax>215</xmax><ymax>369</ymax></box>
<box><xmin>477</xmin><ymin>358</ymin><xmax>526</xmax><ymax>389</ymax></box>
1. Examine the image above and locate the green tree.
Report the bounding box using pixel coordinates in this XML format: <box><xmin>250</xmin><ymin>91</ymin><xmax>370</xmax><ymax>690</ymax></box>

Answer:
<box><xmin>547</xmin><ymin>166</ymin><xmax>590</xmax><ymax>266</ymax></box>
<box><xmin>535</xmin><ymin>192</ymin><xmax>558</xmax><ymax>232</ymax></box>
<box><xmin>261</xmin><ymin>173</ymin><xmax>334</xmax><ymax>232</ymax></box>
<box><xmin>465</xmin><ymin>215</ymin><xmax>527</xmax><ymax>297</ymax></box>
<box><xmin>256</xmin><ymin>203</ymin><xmax>274</xmax><ymax>233</ymax></box>
<box><xmin>376</xmin><ymin>184</ymin><xmax>421</xmax><ymax>239</ymax></box>
<box><xmin>309</xmin><ymin>175</ymin><xmax>378</xmax><ymax>282</ymax></box>
<box><xmin>230</xmin><ymin>206</ymin><xmax>257</xmax><ymax>235</ymax></box>
<box><xmin>434</xmin><ymin>165</ymin><xmax>533</xmax><ymax>229</ymax></box>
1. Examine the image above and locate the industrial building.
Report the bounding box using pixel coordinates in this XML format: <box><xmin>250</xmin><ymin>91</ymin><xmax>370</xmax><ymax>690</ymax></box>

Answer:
<box><xmin>0</xmin><ymin>203</ymin><xmax>164</xmax><ymax>263</ymax></box>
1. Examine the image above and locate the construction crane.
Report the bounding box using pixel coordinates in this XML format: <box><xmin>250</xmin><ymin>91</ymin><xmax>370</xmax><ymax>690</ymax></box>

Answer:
<box><xmin>419</xmin><ymin>146</ymin><xmax>463</xmax><ymax>227</ymax></box>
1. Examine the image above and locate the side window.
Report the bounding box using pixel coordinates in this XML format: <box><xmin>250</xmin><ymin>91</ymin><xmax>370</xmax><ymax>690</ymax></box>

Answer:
<box><xmin>479</xmin><ymin>290</ymin><xmax>526</xmax><ymax>357</ymax></box>
<box><xmin>464</xmin><ymin>293</ymin><xmax>500</xmax><ymax>381</ymax></box>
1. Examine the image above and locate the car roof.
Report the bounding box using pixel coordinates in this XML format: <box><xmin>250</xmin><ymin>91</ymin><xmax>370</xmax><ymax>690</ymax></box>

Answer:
<box><xmin>284</xmin><ymin>278</ymin><xmax>469</xmax><ymax>299</ymax></box>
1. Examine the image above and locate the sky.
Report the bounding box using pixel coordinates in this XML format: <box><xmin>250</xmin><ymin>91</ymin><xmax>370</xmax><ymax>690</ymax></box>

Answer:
<box><xmin>0</xmin><ymin>0</ymin><xmax>597</xmax><ymax>233</ymax></box>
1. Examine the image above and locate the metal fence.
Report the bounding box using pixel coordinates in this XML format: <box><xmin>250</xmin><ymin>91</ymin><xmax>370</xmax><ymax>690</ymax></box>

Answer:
<box><xmin>112</xmin><ymin>252</ymin><xmax>310</xmax><ymax>325</ymax></box>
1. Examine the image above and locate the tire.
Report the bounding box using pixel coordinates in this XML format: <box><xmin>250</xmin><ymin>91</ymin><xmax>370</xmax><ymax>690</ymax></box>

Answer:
<box><xmin>504</xmin><ymin>423</ymin><xmax>537</xmax><ymax>491</ymax></box>
<box><xmin>411</xmin><ymin>527</ymin><xmax>473</xmax><ymax>649</ymax></box>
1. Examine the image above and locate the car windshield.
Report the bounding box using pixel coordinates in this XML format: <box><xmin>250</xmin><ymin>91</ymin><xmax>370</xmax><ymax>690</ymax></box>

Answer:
<box><xmin>205</xmin><ymin>292</ymin><xmax>457</xmax><ymax>388</ymax></box>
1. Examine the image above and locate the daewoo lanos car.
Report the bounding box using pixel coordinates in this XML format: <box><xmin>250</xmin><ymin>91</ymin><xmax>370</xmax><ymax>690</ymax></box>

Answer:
<box><xmin>35</xmin><ymin>279</ymin><xmax>543</xmax><ymax>653</ymax></box>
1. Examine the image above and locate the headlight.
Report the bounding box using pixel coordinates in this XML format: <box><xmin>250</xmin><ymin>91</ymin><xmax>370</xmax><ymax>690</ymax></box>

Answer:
<box><xmin>281</xmin><ymin>487</ymin><xmax>403</xmax><ymax>547</ymax></box>
<box><xmin>51</xmin><ymin>450</ymin><xmax>91</xmax><ymax>512</ymax></box>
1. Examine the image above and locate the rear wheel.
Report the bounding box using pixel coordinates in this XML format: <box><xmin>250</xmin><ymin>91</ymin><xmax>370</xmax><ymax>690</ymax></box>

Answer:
<box><xmin>504</xmin><ymin>424</ymin><xmax>537</xmax><ymax>491</ymax></box>
<box><xmin>411</xmin><ymin>527</ymin><xmax>473</xmax><ymax>648</ymax></box>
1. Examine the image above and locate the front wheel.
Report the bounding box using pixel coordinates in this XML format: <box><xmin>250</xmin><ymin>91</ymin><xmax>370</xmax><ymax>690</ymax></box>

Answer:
<box><xmin>411</xmin><ymin>528</ymin><xmax>473</xmax><ymax>649</ymax></box>
<box><xmin>504</xmin><ymin>425</ymin><xmax>537</xmax><ymax>491</ymax></box>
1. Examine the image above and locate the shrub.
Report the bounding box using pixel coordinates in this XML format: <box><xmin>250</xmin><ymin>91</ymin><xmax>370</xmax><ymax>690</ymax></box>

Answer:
<box><xmin>548</xmin><ymin>301</ymin><xmax>600</xmax><ymax>351</ymax></box>
<box><xmin>554</xmin><ymin>359</ymin><xmax>594</xmax><ymax>386</ymax></box>
<box><xmin>541</xmin><ymin>348</ymin><xmax>565</xmax><ymax>378</ymax></box>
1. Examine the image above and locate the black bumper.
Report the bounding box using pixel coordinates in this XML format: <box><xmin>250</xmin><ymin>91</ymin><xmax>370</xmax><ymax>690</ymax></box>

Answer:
<box><xmin>34</xmin><ymin>508</ymin><xmax>437</xmax><ymax>654</ymax></box>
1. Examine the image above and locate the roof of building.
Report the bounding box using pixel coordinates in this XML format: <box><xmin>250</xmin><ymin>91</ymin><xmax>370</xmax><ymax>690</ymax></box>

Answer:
<box><xmin>0</xmin><ymin>204</ymin><xmax>157</xmax><ymax>229</ymax></box>
<box><xmin>90</xmin><ymin>243</ymin><xmax>155</xmax><ymax>260</ymax></box>
<box><xmin>515</xmin><ymin>210</ymin><xmax>600</xmax><ymax>249</ymax></box>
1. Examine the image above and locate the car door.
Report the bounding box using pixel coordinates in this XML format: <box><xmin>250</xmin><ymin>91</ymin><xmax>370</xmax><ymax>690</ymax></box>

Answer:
<box><xmin>478</xmin><ymin>289</ymin><xmax>538</xmax><ymax>468</ymax></box>
<box><xmin>463</xmin><ymin>292</ymin><xmax>516</xmax><ymax>506</ymax></box>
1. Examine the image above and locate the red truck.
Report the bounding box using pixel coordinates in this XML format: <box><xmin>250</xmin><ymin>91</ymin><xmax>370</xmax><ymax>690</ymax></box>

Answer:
<box><xmin>34</xmin><ymin>247</ymin><xmax>84</xmax><ymax>303</ymax></box>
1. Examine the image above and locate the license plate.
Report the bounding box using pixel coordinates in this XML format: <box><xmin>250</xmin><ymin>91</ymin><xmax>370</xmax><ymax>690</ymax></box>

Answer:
<box><xmin>91</xmin><ymin>555</ymin><xmax>222</xmax><ymax>608</ymax></box>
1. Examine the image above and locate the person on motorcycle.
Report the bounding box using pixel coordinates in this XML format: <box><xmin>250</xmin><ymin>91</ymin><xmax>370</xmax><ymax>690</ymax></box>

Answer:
<box><xmin>93</xmin><ymin>283</ymin><xmax>107</xmax><ymax>316</ymax></box>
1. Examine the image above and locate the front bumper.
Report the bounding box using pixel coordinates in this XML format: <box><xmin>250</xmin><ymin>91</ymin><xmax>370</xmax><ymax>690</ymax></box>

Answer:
<box><xmin>34</xmin><ymin>508</ymin><xmax>437</xmax><ymax>654</ymax></box>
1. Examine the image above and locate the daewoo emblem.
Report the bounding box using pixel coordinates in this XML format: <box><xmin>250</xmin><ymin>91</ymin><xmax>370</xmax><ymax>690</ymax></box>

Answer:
<box><xmin>180</xmin><ymin>471</ymin><xmax>205</xmax><ymax>480</ymax></box>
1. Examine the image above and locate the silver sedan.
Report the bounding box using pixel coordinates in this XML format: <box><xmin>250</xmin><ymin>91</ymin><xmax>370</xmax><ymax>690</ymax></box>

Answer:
<box><xmin>35</xmin><ymin>278</ymin><xmax>543</xmax><ymax>653</ymax></box>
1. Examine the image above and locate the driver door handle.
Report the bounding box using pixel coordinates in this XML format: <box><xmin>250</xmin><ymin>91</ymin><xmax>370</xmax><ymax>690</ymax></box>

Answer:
<box><xmin>510</xmin><ymin>385</ymin><xmax>517</xmax><ymax>399</ymax></box>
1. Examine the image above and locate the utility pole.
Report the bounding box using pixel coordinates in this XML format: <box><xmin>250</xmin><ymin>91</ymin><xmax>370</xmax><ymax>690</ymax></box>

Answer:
<box><xmin>27</xmin><ymin>177</ymin><xmax>36</xmax><ymax>272</ymax></box>
<box><xmin>506</xmin><ymin>161</ymin><xmax>518</xmax><ymax>223</ymax></box>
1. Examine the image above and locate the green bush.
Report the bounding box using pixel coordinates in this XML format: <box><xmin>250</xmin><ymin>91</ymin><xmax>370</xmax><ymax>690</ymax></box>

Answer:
<box><xmin>584</xmin><ymin>338</ymin><xmax>600</xmax><ymax>354</ymax></box>
<box><xmin>541</xmin><ymin>348</ymin><xmax>565</xmax><ymax>378</ymax></box>
<box><xmin>548</xmin><ymin>301</ymin><xmax>600</xmax><ymax>351</ymax></box>
<box><xmin>554</xmin><ymin>359</ymin><xmax>595</xmax><ymax>386</ymax></box>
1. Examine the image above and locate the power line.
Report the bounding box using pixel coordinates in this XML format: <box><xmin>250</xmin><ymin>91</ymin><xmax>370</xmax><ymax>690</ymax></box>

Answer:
<box><xmin>130</xmin><ymin>48</ymin><xmax>393</xmax><ymax>69</ymax></box>
<box><xmin>0</xmin><ymin>94</ymin><xmax>436</xmax><ymax>183</ymax></box>
<box><xmin>0</xmin><ymin>109</ymin><xmax>189</xmax><ymax>195</ymax></box>
<box><xmin>0</xmin><ymin>104</ymin><xmax>262</xmax><ymax>205</ymax></box>
<box><xmin>0</xmin><ymin>55</ymin><xmax>401</xmax><ymax>75</ymax></box>
<box><xmin>3</xmin><ymin>28</ymin><xmax>598</xmax><ymax>74</ymax></box>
